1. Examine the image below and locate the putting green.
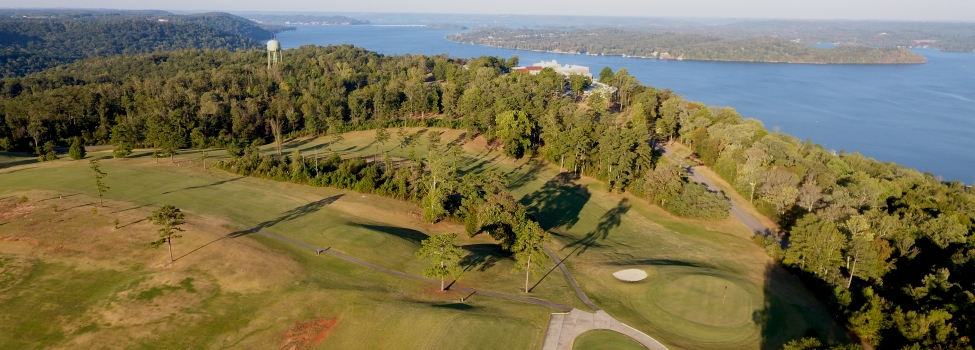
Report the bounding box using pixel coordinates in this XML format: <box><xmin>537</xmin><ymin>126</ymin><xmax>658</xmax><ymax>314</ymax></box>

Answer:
<box><xmin>650</xmin><ymin>275</ymin><xmax>754</xmax><ymax>328</ymax></box>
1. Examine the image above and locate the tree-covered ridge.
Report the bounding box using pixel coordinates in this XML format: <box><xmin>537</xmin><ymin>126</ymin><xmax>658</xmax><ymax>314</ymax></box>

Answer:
<box><xmin>448</xmin><ymin>28</ymin><xmax>927</xmax><ymax>64</ymax></box>
<box><xmin>697</xmin><ymin>20</ymin><xmax>975</xmax><ymax>53</ymax></box>
<box><xmin>242</xmin><ymin>14</ymin><xmax>369</xmax><ymax>26</ymax></box>
<box><xmin>0</xmin><ymin>46</ymin><xmax>971</xmax><ymax>347</ymax></box>
<box><xmin>0</xmin><ymin>12</ymin><xmax>282</xmax><ymax>77</ymax></box>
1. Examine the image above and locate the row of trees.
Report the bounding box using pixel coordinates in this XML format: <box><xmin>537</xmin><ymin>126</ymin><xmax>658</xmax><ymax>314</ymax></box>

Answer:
<box><xmin>0</xmin><ymin>45</ymin><xmax>723</xmax><ymax>221</ymax></box>
<box><xmin>654</xmin><ymin>81</ymin><xmax>975</xmax><ymax>347</ymax></box>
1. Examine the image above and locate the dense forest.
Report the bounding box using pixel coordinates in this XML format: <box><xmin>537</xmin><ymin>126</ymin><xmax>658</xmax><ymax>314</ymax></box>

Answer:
<box><xmin>448</xmin><ymin>28</ymin><xmax>928</xmax><ymax>64</ymax></box>
<box><xmin>0</xmin><ymin>46</ymin><xmax>972</xmax><ymax>348</ymax></box>
<box><xmin>0</xmin><ymin>11</ymin><xmax>286</xmax><ymax>77</ymax></box>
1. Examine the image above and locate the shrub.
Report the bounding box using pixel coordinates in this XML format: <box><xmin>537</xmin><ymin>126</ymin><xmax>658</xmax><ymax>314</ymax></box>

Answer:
<box><xmin>69</xmin><ymin>137</ymin><xmax>86</xmax><ymax>160</ymax></box>
<box><xmin>665</xmin><ymin>182</ymin><xmax>730</xmax><ymax>219</ymax></box>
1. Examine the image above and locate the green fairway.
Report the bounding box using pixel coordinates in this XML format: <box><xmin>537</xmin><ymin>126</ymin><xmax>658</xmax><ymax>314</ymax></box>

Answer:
<box><xmin>0</xmin><ymin>128</ymin><xmax>846</xmax><ymax>349</ymax></box>
<box><xmin>572</xmin><ymin>330</ymin><xmax>647</xmax><ymax>350</ymax></box>
<box><xmin>265</xmin><ymin>128</ymin><xmax>847</xmax><ymax>349</ymax></box>
<box><xmin>0</xmin><ymin>153</ymin><xmax>569</xmax><ymax>348</ymax></box>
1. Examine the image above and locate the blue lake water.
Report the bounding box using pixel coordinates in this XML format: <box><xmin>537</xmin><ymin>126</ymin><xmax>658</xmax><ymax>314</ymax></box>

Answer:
<box><xmin>277</xmin><ymin>25</ymin><xmax>975</xmax><ymax>183</ymax></box>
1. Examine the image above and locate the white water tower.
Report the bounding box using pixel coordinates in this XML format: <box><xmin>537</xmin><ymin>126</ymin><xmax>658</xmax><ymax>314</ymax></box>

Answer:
<box><xmin>267</xmin><ymin>39</ymin><xmax>282</xmax><ymax>68</ymax></box>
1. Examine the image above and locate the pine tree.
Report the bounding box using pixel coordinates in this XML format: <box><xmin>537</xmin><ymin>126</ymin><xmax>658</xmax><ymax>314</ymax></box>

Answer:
<box><xmin>148</xmin><ymin>205</ymin><xmax>187</xmax><ymax>263</ymax></box>
<box><xmin>415</xmin><ymin>233</ymin><xmax>466</xmax><ymax>291</ymax></box>
<box><xmin>69</xmin><ymin>137</ymin><xmax>86</xmax><ymax>160</ymax></box>
<box><xmin>89</xmin><ymin>159</ymin><xmax>109</xmax><ymax>207</ymax></box>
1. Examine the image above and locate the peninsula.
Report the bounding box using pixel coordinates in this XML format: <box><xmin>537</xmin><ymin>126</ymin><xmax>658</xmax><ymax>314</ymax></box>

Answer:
<box><xmin>448</xmin><ymin>28</ymin><xmax>928</xmax><ymax>64</ymax></box>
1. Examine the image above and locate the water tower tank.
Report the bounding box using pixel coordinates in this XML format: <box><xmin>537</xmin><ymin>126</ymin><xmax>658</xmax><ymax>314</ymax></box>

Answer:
<box><xmin>267</xmin><ymin>40</ymin><xmax>282</xmax><ymax>68</ymax></box>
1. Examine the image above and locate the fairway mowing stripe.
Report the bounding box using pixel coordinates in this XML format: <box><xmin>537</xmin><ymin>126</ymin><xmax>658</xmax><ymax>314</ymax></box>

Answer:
<box><xmin>253</xmin><ymin>231</ymin><xmax>573</xmax><ymax>312</ymax></box>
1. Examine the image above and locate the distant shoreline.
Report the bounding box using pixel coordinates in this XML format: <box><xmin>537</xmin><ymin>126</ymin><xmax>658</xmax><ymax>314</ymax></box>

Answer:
<box><xmin>450</xmin><ymin>41</ymin><xmax>927</xmax><ymax>65</ymax></box>
<box><xmin>447</xmin><ymin>29</ymin><xmax>928</xmax><ymax>65</ymax></box>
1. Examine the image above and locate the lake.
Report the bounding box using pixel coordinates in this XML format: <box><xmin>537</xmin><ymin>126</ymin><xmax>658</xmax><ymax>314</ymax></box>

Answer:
<box><xmin>276</xmin><ymin>25</ymin><xmax>975</xmax><ymax>183</ymax></box>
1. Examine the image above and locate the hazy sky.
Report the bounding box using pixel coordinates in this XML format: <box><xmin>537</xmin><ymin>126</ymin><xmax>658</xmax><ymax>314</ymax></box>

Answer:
<box><xmin>3</xmin><ymin>0</ymin><xmax>975</xmax><ymax>21</ymax></box>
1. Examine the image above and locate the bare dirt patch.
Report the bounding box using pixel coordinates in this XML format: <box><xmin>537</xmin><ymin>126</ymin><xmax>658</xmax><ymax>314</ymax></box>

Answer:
<box><xmin>279</xmin><ymin>318</ymin><xmax>338</xmax><ymax>350</ymax></box>
<box><xmin>0</xmin><ymin>202</ymin><xmax>36</xmax><ymax>220</ymax></box>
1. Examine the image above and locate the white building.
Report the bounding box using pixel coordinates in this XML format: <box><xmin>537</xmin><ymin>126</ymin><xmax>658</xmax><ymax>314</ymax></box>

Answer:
<box><xmin>513</xmin><ymin>60</ymin><xmax>593</xmax><ymax>79</ymax></box>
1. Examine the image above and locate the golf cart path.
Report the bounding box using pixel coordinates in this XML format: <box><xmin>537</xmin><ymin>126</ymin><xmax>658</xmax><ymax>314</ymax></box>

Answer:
<box><xmin>252</xmin><ymin>229</ymin><xmax>665</xmax><ymax>349</ymax></box>
<box><xmin>539</xmin><ymin>247</ymin><xmax>668</xmax><ymax>350</ymax></box>
<box><xmin>542</xmin><ymin>309</ymin><xmax>668</xmax><ymax>350</ymax></box>
<box><xmin>660</xmin><ymin>145</ymin><xmax>774</xmax><ymax>236</ymax></box>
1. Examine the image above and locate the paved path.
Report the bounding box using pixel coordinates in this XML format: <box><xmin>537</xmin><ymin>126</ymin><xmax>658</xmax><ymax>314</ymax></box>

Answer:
<box><xmin>660</xmin><ymin>145</ymin><xmax>774</xmax><ymax>236</ymax></box>
<box><xmin>541</xmin><ymin>246</ymin><xmax>600</xmax><ymax>311</ymax></box>
<box><xmin>252</xmin><ymin>230</ymin><xmax>573</xmax><ymax>312</ymax></box>
<box><xmin>539</xmin><ymin>241</ymin><xmax>668</xmax><ymax>349</ymax></box>
<box><xmin>542</xmin><ymin>309</ymin><xmax>668</xmax><ymax>350</ymax></box>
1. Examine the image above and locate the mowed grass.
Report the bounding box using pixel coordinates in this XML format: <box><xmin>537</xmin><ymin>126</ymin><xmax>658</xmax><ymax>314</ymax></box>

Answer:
<box><xmin>1</xmin><ymin>128</ymin><xmax>846</xmax><ymax>349</ymax></box>
<box><xmin>276</xmin><ymin>128</ymin><xmax>848</xmax><ymax>349</ymax></box>
<box><xmin>0</xmin><ymin>154</ymin><xmax>572</xmax><ymax>348</ymax></box>
<box><xmin>572</xmin><ymin>330</ymin><xmax>647</xmax><ymax>350</ymax></box>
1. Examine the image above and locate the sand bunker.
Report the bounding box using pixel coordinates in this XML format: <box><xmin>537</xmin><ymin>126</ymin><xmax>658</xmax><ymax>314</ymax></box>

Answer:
<box><xmin>613</xmin><ymin>269</ymin><xmax>648</xmax><ymax>282</ymax></box>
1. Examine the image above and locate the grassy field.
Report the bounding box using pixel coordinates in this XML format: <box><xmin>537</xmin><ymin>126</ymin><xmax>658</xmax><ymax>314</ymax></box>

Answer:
<box><xmin>573</xmin><ymin>330</ymin><xmax>647</xmax><ymax>350</ymax></box>
<box><xmin>0</xmin><ymin>128</ymin><xmax>847</xmax><ymax>349</ymax></box>
<box><xmin>268</xmin><ymin>128</ymin><xmax>847</xmax><ymax>349</ymax></box>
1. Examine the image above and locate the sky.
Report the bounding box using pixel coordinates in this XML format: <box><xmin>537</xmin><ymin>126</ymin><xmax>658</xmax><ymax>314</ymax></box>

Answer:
<box><xmin>2</xmin><ymin>0</ymin><xmax>975</xmax><ymax>21</ymax></box>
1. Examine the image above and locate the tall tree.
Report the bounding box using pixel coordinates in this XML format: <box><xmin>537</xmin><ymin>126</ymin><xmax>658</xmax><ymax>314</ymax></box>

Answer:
<box><xmin>512</xmin><ymin>219</ymin><xmax>549</xmax><ymax>293</ymax></box>
<box><xmin>598</xmin><ymin>66</ymin><xmax>615</xmax><ymax>84</ymax></box>
<box><xmin>495</xmin><ymin>110</ymin><xmax>533</xmax><ymax>159</ymax></box>
<box><xmin>269</xmin><ymin>117</ymin><xmax>284</xmax><ymax>156</ymax></box>
<box><xmin>374</xmin><ymin>126</ymin><xmax>390</xmax><ymax>163</ymax></box>
<box><xmin>849</xmin><ymin>287</ymin><xmax>890</xmax><ymax>346</ymax></box>
<box><xmin>89</xmin><ymin>159</ymin><xmax>109</xmax><ymax>207</ymax></box>
<box><xmin>422</xmin><ymin>151</ymin><xmax>457</xmax><ymax>223</ymax></box>
<box><xmin>191</xmin><ymin>127</ymin><xmax>209</xmax><ymax>169</ymax></box>
<box><xmin>148</xmin><ymin>205</ymin><xmax>186</xmax><ymax>263</ymax></box>
<box><xmin>415</xmin><ymin>233</ymin><xmax>466</xmax><ymax>291</ymax></box>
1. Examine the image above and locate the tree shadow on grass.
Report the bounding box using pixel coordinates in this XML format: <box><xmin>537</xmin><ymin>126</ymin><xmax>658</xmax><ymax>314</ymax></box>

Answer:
<box><xmin>430</xmin><ymin>302</ymin><xmax>479</xmax><ymax>311</ymax></box>
<box><xmin>61</xmin><ymin>202</ymin><xmax>96</xmax><ymax>211</ymax></box>
<box><xmin>158</xmin><ymin>176</ymin><xmax>245</xmax><ymax>195</ymax></box>
<box><xmin>347</xmin><ymin>223</ymin><xmax>428</xmax><ymax>244</ymax></box>
<box><xmin>528</xmin><ymin>258</ymin><xmax>567</xmax><ymax>293</ymax></box>
<box><xmin>459</xmin><ymin>153</ymin><xmax>502</xmax><ymax>176</ymax></box>
<box><xmin>562</xmin><ymin>198</ymin><xmax>631</xmax><ymax>256</ymax></box>
<box><xmin>228</xmin><ymin>194</ymin><xmax>344</xmax><ymax>238</ymax></box>
<box><xmin>758</xmin><ymin>262</ymin><xmax>852</xmax><ymax>349</ymax></box>
<box><xmin>109</xmin><ymin>203</ymin><xmax>151</xmax><ymax>214</ymax></box>
<box><xmin>521</xmin><ymin>172</ymin><xmax>591</xmax><ymax>231</ymax></box>
<box><xmin>460</xmin><ymin>243</ymin><xmax>512</xmax><ymax>272</ymax></box>
<box><xmin>528</xmin><ymin>199</ymin><xmax>632</xmax><ymax>293</ymax></box>
<box><xmin>283</xmin><ymin>137</ymin><xmax>315</xmax><ymax>150</ymax></box>
<box><xmin>0</xmin><ymin>166</ymin><xmax>37</xmax><ymax>174</ymax></box>
<box><xmin>118</xmin><ymin>218</ymin><xmax>146</xmax><ymax>229</ymax></box>
<box><xmin>603</xmin><ymin>258</ymin><xmax>713</xmax><ymax>269</ymax></box>
<box><xmin>506</xmin><ymin>158</ymin><xmax>545</xmax><ymax>190</ymax></box>
<box><xmin>445</xmin><ymin>132</ymin><xmax>469</xmax><ymax>148</ymax></box>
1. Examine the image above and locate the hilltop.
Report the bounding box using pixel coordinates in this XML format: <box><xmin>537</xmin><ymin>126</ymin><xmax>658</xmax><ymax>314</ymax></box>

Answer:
<box><xmin>0</xmin><ymin>10</ymin><xmax>288</xmax><ymax>77</ymax></box>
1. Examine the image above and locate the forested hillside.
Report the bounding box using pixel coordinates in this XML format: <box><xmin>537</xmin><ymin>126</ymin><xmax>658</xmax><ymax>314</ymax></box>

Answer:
<box><xmin>448</xmin><ymin>28</ymin><xmax>927</xmax><ymax>64</ymax></box>
<box><xmin>0</xmin><ymin>46</ymin><xmax>972</xmax><ymax>348</ymax></box>
<box><xmin>0</xmin><ymin>11</ymin><xmax>284</xmax><ymax>77</ymax></box>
